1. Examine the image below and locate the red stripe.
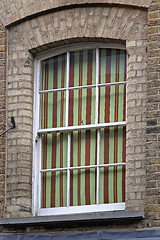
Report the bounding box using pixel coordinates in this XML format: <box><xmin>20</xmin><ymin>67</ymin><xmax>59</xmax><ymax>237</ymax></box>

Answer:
<box><xmin>95</xmin><ymin>130</ymin><xmax>97</xmax><ymax>203</ymax></box>
<box><xmin>98</xmin><ymin>50</ymin><xmax>101</xmax><ymax>123</ymax></box>
<box><xmin>85</xmin><ymin>50</ymin><xmax>93</xmax><ymax>205</ymax></box>
<box><xmin>43</xmin><ymin>60</ymin><xmax>49</xmax><ymax>208</ymax></box>
<box><xmin>69</xmin><ymin>52</ymin><xmax>74</xmax><ymax>206</ymax></box>
<box><xmin>51</xmin><ymin>57</ymin><xmax>58</xmax><ymax>207</ymax></box>
<box><xmin>78</xmin><ymin>51</ymin><xmax>83</xmax><ymax>205</ymax></box>
<box><xmin>70</xmin><ymin>134</ymin><xmax>73</xmax><ymax>206</ymax></box>
<box><xmin>114</xmin><ymin>50</ymin><xmax>120</xmax><ymax>203</ymax></box>
<box><xmin>104</xmin><ymin>49</ymin><xmax>111</xmax><ymax>203</ymax></box>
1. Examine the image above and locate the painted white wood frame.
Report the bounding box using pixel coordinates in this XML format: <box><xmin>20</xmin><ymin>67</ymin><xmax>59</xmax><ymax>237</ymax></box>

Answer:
<box><xmin>33</xmin><ymin>43</ymin><xmax>126</xmax><ymax>216</ymax></box>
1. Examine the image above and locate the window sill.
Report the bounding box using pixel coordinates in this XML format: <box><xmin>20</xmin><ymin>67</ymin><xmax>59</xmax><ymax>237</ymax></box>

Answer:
<box><xmin>0</xmin><ymin>211</ymin><xmax>145</xmax><ymax>227</ymax></box>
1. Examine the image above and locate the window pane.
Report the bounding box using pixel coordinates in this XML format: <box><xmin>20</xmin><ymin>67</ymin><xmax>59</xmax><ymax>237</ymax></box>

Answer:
<box><xmin>41</xmin><ymin>91</ymin><xmax>66</xmax><ymax>128</ymax></box>
<box><xmin>99</xmin><ymin>166</ymin><xmax>125</xmax><ymax>204</ymax></box>
<box><xmin>98</xmin><ymin>84</ymin><xmax>126</xmax><ymax>124</ymax></box>
<box><xmin>70</xmin><ymin>168</ymin><xmax>97</xmax><ymax>206</ymax></box>
<box><xmin>41</xmin><ymin>53</ymin><xmax>67</xmax><ymax>91</ymax></box>
<box><xmin>100</xmin><ymin>126</ymin><xmax>126</xmax><ymax>165</ymax></box>
<box><xmin>41</xmin><ymin>170</ymin><xmax>67</xmax><ymax>208</ymax></box>
<box><xmin>70</xmin><ymin>130</ymin><xmax>97</xmax><ymax>168</ymax></box>
<box><xmin>99</xmin><ymin>49</ymin><xmax>126</xmax><ymax>84</ymax></box>
<box><xmin>68</xmin><ymin>88</ymin><xmax>96</xmax><ymax>126</ymax></box>
<box><xmin>69</xmin><ymin>49</ymin><xmax>96</xmax><ymax>87</ymax></box>
<box><xmin>42</xmin><ymin>133</ymin><xmax>68</xmax><ymax>170</ymax></box>
<box><xmin>100</xmin><ymin>126</ymin><xmax>126</xmax><ymax>204</ymax></box>
<box><xmin>41</xmin><ymin>133</ymin><xmax>68</xmax><ymax>208</ymax></box>
<box><xmin>70</xmin><ymin>129</ymin><xmax>97</xmax><ymax>206</ymax></box>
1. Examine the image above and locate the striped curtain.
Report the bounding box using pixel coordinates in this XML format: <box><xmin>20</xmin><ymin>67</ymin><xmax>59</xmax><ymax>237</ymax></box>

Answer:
<box><xmin>41</xmin><ymin>49</ymin><xmax>126</xmax><ymax>208</ymax></box>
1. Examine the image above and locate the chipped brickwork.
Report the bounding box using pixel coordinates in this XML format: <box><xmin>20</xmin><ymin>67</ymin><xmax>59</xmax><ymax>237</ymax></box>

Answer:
<box><xmin>0</xmin><ymin>20</ymin><xmax>6</xmax><ymax>218</ymax></box>
<box><xmin>146</xmin><ymin>0</ymin><xmax>160</xmax><ymax>228</ymax></box>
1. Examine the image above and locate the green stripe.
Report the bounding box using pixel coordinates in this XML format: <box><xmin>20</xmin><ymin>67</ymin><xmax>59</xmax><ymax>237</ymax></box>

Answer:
<box><xmin>119</xmin><ymin>50</ymin><xmax>126</xmax><ymax>82</ymax></box>
<box><xmin>90</xmin><ymin>130</ymin><xmax>96</xmax><ymax>205</ymax></box>
<box><xmin>81</xmin><ymin>130</ymin><xmax>86</xmax><ymax>205</ymax></box>
<box><xmin>99</xmin><ymin>49</ymin><xmax>106</xmax><ymax>124</ymax></box>
<box><xmin>73</xmin><ymin>132</ymin><xmax>78</xmax><ymax>206</ymax></box>
<box><xmin>91</xmin><ymin>87</ymin><xmax>96</xmax><ymax>124</ymax></box>
<box><xmin>72</xmin><ymin>52</ymin><xmax>79</xmax><ymax>205</ymax></box>
<box><xmin>99</xmin><ymin>129</ymin><xmax>104</xmax><ymax>203</ymax></box>
<box><xmin>100</xmin><ymin>49</ymin><xmax>106</xmax><ymax>84</ymax></box>
<box><xmin>117</xmin><ymin>127</ymin><xmax>123</xmax><ymax>202</ymax></box>
<box><xmin>92</xmin><ymin>50</ymin><xmax>96</xmax><ymax>85</ymax></box>
<box><xmin>45</xmin><ymin>59</ymin><xmax>54</xmax><ymax>207</ymax></box>
<box><xmin>109</xmin><ymin>128</ymin><xmax>114</xmax><ymax>203</ymax></box>
<box><xmin>41</xmin><ymin>62</ymin><xmax>45</xmax><ymax>128</ymax></box>
<box><xmin>55</xmin><ymin>133</ymin><xmax>60</xmax><ymax>207</ymax></box>
<box><xmin>63</xmin><ymin>133</ymin><xmax>68</xmax><ymax>206</ymax></box>
<box><xmin>117</xmin><ymin>51</ymin><xmax>125</xmax><ymax>202</ymax></box>
<box><xmin>80</xmin><ymin>52</ymin><xmax>88</xmax><ymax>205</ymax></box>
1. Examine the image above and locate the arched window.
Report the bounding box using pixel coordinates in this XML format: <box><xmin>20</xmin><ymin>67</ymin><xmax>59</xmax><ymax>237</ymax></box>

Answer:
<box><xmin>34</xmin><ymin>44</ymin><xmax>126</xmax><ymax>216</ymax></box>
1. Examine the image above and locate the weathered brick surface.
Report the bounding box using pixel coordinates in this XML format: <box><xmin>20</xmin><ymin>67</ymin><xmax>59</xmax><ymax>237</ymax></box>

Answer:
<box><xmin>0</xmin><ymin>20</ymin><xmax>6</xmax><ymax>218</ymax></box>
<box><xmin>146</xmin><ymin>0</ymin><xmax>160</xmax><ymax>228</ymax></box>
<box><xmin>4</xmin><ymin>5</ymin><xmax>148</xmax><ymax>218</ymax></box>
<box><xmin>0</xmin><ymin>0</ymin><xmax>152</xmax><ymax>27</ymax></box>
<box><xmin>0</xmin><ymin>0</ymin><xmax>160</xmax><ymax>235</ymax></box>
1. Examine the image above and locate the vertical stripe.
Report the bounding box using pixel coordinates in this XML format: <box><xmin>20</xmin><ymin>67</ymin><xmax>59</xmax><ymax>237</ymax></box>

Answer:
<box><xmin>81</xmin><ymin>51</ymin><xmax>87</xmax><ymax>205</ymax></box>
<box><xmin>63</xmin><ymin>134</ymin><xmax>68</xmax><ymax>206</ymax></box>
<box><xmin>85</xmin><ymin>50</ymin><xmax>93</xmax><ymax>205</ymax></box>
<box><xmin>78</xmin><ymin>51</ymin><xmax>83</xmax><ymax>205</ymax></box>
<box><xmin>104</xmin><ymin>49</ymin><xmax>111</xmax><ymax>203</ymax></box>
<box><xmin>109</xmin><ymin>50</ymin><xmax>116</xmax><ymax>203</ymax></box>
<box><xmin>117</xmin><ymin>50</ymin><xmax>125</xmax><ymax>202</ymax></box>
<box><xmin>90</xmin><ymin>130</ymin><xmax>96</xmax><ymax>205</ymax></box>
<box><xmin>60</xmin><ymin>55</ymin><xmax>65</xmax><ymax>206</ymax></box>
<box><xmin>41</xmin><ymin>48</ymin><xmax>126</xmax><ymax>208</ymax></box>
<box><xmin>72</xmin><ymin>52</ymin><xmax>79</xmax><ymax>205</ymax></box>
<box><xmin>46</xmin><ymin>59</ymin><xmax>54</xmax><ymax>208</ymax></box>
<box><xmin>51</xmin><ymin>57</ymin><xmax>58</xmax><ymax>207</ymax></box>
<box><xmin>91</xmin><ymin>50</ymin><xmax>96</xmax><ymax>124</ymax></box>
<box><xmin>43</xmin><ymin>60</ymin><xmax>49</xmax><ymax>208</ymax></box>
<box><xmin>113</xmin><ymin>50</ymin><xmax>120</xmax><ymax>203</ymax></box>
<box><xmin>41</xmin><ymin>64</ymin><xmax>44</xmax><ymax>207</ymax></box>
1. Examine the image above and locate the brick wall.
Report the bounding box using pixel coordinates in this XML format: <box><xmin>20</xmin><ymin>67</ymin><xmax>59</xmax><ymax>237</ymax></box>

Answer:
<box><xmin>2</xmin><ymin>0</ymin><xmax>160</xmax><ymax>232</ymax></box>
<box><xmin>146</xmin><ymin>0</ymin><xmax>160</xmax><ymax>228</ymax></box>
<box><xmin>0</xmin><ymin>20</ymin><xmax>6</xmax><ymax>218</ymax></box>
<box><xmin>4</xmin><ymin>5</ymin><xmax>148</xmax><ymax>219</ymax></box>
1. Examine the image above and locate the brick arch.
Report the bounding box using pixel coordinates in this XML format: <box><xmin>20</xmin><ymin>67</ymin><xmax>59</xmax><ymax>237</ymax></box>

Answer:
<box><xmin>0</xmin><ymin>0</ymin><xmax>152</xmax><ymax>27</ymax></box>
<box><xmin>13</xmin><ymin>7</ymin><xmax>147</xmax><ymax>52</ymax></box>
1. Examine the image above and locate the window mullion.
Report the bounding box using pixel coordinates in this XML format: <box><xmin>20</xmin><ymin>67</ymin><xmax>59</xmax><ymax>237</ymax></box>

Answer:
<box><xmin>96</xmin><ymin>48</ymin><xmax>100</xmax><ymax>205</ymax></box>
<box><xmin>67</xmin><ymin>133</ymin><xmax>71</xmax><ymax>207</ymax></box>
<box><xmin>66</xmin><ymin>52</ymin><xmax>70</xmax><ymax>207</ymax></box>
<box><xmin>95</xmin><ymin>48</ymin><xmax>99</xmax><ymax>124</ymax></box>
<box><xmin>66</xmin><ymin>52</ymin><xmax>70</xmax><ymax>127</ymax></box>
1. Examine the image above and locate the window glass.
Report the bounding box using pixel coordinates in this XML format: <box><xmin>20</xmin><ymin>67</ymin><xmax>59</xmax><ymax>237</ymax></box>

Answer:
<box><xmin>38</xmin><ymin>47</ymin><xmax>126</xmax><ymax>213</ymax></box>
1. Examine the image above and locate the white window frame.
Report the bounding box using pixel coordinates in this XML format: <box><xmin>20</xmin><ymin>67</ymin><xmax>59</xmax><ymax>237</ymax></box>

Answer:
<box><xmin>33</xmin><ymin>43</ymin><xmax>126</xmax><ymax>216</ymax></box>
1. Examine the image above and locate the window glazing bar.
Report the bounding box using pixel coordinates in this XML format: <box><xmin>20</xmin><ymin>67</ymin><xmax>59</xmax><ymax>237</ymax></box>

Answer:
<box><xmin>39</xmin><ymin>81</ymin><xmax>126</xmax><ymax>94</ymax></box>
<box><xmin>40</xmin><ymin>162</ymin><xmax>126</xmax><ymax>173</ymax></box>
<box><xmin>38</xmin><ymin>121</ymin><xmax>126</xmax><ymax>134</ymax></box>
